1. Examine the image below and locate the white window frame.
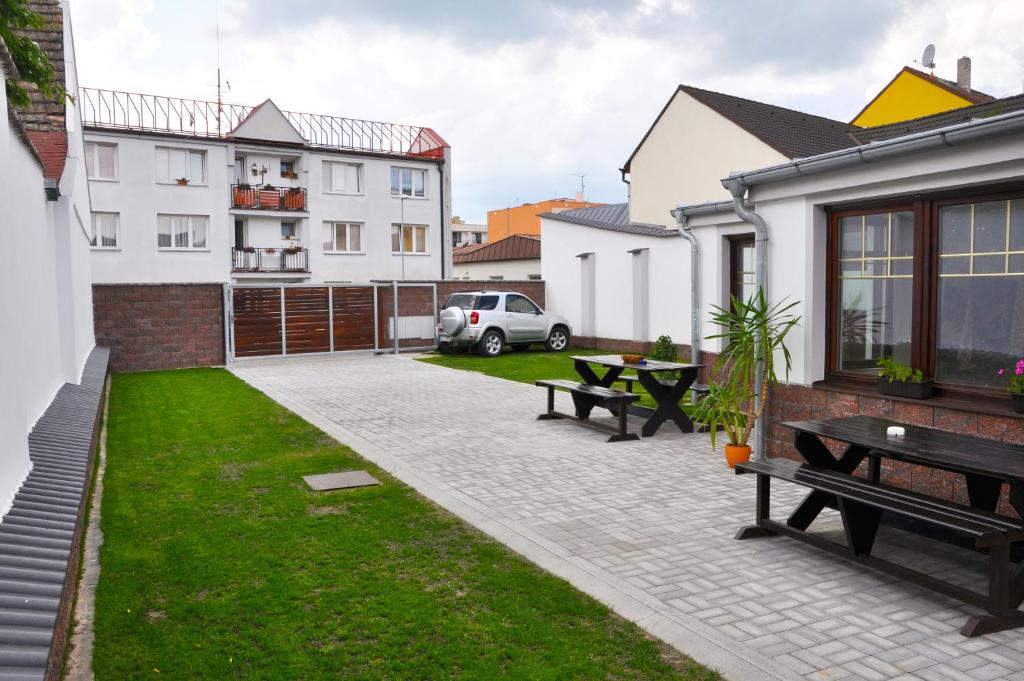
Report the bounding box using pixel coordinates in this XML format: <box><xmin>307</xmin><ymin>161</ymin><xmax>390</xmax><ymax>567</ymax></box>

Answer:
<box><xmin>323</xmin><ymin>221</ymin><xmax>364</xmax><ymax>254</ymax></box>
<box><xmin>85</xmin><ymin>142</ymin><xmax>118</xmax><ymax>181</ymax></box>
<box><xmin>322</xmin><ymin>161</ymin><xmax>363</xmax><ymax>195</ymax></box>
<box><xmin>391</xmin><ymin>223</ymin><xmax>429</xmax><ymax>255</ymax></box>
<box><xmin>157</xmin><ymin>214</ymin><xmax>210</xmax><ymax>251</ymax></box>
<box><xmin>390</xmin><ymin>166</ymin><xmax>427</xmax><ymax>199</ymax></box>
<box><xmin>281</xmin><ymin>221</ymin><xmax>297</xmax><ymax>240</ymax></box>
<box><xmin>90</xmin><ymin>212</ymin><xmax>120</xmax><ymax>249</ymax></box>
<box><xmin>155</xmin><ymin>147</ymin><xmax>207</xmax><ymax>185</ymax></box>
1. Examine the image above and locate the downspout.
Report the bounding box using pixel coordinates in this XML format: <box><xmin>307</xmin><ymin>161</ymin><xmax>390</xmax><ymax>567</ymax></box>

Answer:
<box><xmin>671</xmin><ymin>208</ymin><xmax>700</xmax><ymax>406</ymax></box>
<box><xmin>721</xmin><ymin>176</ymin><xmax>768</xmax><ymax>461</ymax></box>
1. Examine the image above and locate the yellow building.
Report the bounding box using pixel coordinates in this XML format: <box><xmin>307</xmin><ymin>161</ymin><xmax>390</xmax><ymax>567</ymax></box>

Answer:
<box><xmin>852</xmin><ymin>60</ymin><xmax>993</xmax><ymax>128</ymax></box>
<box><xmin>487</xmin><ymin>198</ymin><xmax>605</xmax><ymax>241</ymax></box>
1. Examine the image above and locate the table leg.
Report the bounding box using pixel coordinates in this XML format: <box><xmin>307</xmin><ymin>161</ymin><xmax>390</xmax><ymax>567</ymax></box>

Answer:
<box><xmin>787</xmin><ymin>433</ymin><xmax>869</xmax><ymax>531</ymax></box>
<box><xmin>574</xmin><ymin>360</ymin><xmax>625</xmax><ymax>417</ymax></box>
<box><xmin>965</xmin><ymin>474</ymin><xmax>1004</xmax><ymax>513</ymax></box>
<box><xmin>736</xmin><ymin>473</ymin><xmax>777</xmax><ymax>540</ymax></box>
<box><xmin>1009</xmin><ymin>481</ymin><xmax>1024</xmax><ymax>519</ymax></box>
<box><xmin>636</xmin><ymin>368</ymin><xmax>696</xmax><ymax>437</ymax></box>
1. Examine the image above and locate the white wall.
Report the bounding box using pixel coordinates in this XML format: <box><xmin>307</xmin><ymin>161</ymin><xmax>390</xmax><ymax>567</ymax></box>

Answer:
<box><xmin>86</xmin><ymin>132</ymin><xmax>449</xmax><ymax>284</ymax></box>
<box><xmin>627</xmin><ymin>90</ymin><xmax>788</xmax><ymax>226</ymax></box>
<box><xmin>0</xmin><ymin>8</ymin><xmax>95</xmax><ymax>516</ymax></box>
<box><xmin>452</xmin><ymin>259</ymin><xmax>540</xmax><ymax>281</ymax></box>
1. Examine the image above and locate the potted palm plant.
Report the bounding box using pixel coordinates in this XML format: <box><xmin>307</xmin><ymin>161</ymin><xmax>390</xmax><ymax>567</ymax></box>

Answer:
<box><xmin>876</xmin><ymin>356</ymin><xmax>934</xmax><ymax>399</ymax></box>
<box><xmin>692</xmin><ymin>288</ymin><xmax>800</xmax><ymax>467</ymax></box>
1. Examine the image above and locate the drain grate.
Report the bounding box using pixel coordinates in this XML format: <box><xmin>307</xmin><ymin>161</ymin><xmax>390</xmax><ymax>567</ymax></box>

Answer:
<box><xmin>302</xmin><ymin>471</ymin><xmax>380</xmax><ymax>491</ymax></box>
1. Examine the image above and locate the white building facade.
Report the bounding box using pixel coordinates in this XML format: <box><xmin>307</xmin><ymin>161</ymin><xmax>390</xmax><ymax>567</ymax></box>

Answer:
<box><xmin>81</xmin><ymin>92</ymin><xmax>453</xmax><ymax>285</ymax></box>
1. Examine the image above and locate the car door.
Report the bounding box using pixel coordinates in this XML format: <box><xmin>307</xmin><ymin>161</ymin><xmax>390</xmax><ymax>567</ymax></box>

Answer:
<box><xmin>504</xmin><ymin>294</ymin><xmax>547</xmax><ymax>341</ymax></box>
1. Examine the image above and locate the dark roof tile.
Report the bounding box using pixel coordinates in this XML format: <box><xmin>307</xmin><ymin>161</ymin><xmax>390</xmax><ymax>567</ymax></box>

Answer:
<box><xmin>453</xmin><ymin>234</ymin><xmax>540</xmax><ymax>263</ymax></box>
<box><xmin>541</xmin><ymin>203</ymin><xmax>678</xmax><ymax>237</ymax></box>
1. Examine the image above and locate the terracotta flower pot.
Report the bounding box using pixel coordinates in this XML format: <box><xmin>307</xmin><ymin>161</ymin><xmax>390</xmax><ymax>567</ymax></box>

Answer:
<box><xmin>725</xmin><ymin>444</ymin><xmax>752</xmax><ymax>469</ymax></box>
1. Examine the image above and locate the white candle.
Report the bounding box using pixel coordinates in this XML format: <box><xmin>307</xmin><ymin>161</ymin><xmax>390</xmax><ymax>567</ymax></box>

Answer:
<box><xmin>886</xmin><ymin>426</ymin><xmax>906</xmax><ymax>438</ymax></box>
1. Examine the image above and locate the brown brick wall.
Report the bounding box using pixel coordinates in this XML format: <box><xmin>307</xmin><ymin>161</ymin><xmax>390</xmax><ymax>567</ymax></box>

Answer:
<box><xmin>767</xmin><ymin>382</ymin><xmax>1024</xmax><ymax>516</ymax></box>
<box><xmin>93</xmin><ymin>284</ymin><xmax>225</xmax><ymax>372</ymax></box>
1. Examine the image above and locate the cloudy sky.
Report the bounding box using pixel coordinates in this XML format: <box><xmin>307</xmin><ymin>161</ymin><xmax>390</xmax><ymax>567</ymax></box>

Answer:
<box><xmin>71</xmin><ymin>0</ymin><xmax>1024</xmax><ymax>223</ymax></box>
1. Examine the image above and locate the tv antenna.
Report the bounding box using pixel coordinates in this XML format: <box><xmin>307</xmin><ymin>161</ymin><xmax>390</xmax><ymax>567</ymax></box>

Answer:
<box><xmin>576</xmin><ymin>173</ymin><xmax>586</xmax><ymax>200</ymax></box>
<box><xmin>916</xmin><ymin>44</ymin><xmax>936</xmax><ymax>73</ymax></box>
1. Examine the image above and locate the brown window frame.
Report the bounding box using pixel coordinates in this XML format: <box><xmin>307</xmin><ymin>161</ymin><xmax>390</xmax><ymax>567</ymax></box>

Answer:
<box><xmin>825</xmin><ymin>183</ymin><xmax>1024</xmax><ymax>401</ymax></box>
<box><xmin>727</xmin><ymin>234</ymin><xmax>756</xmax><ymax>305</ymax></box>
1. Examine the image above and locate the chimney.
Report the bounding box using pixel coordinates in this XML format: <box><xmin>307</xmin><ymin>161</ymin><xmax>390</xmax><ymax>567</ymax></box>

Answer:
<box><xmin>574</xmin><ymin>191</ymin><xmax>585</xmax><ymax>202</ymax></box>
<box><xmin>957</xmin><ymin>56</ymin><xmax>972</xmax><ymax>91</ymax></box>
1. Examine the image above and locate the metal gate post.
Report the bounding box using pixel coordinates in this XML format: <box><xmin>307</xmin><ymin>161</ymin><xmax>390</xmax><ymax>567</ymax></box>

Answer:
<box><xmin>223</xmin><ymin>284</ymin><xmax>233</xmax><ymax>364</ymax></box>
<box><xmin>431</xmin><ymin>283</ymin><xmax>438</xmax><ymax>349</ymax></box>
<box><xmin>372</xmin><ymin>284</ymin><xmax>380</xmax><ymax>352</ymax></box>
<box><xmin>280</xmin><ymin>286</ymin><xmax>287</xmax><ymax>356</ymax></box>
<box><xmin>392</xmin><ymin>280</ymin><xmax>399</xmax><ymax>355</ymax></box>
<box><xmin>328</xmin><ymin>286</ymin><xmax>335</xmax><ymax>353</ymax></box>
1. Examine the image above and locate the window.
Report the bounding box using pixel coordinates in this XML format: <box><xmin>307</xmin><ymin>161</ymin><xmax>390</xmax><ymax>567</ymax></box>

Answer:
<box><xmin>828</xmin><ymin>190</ymin><xmax>1024</xmax><ymax>393</ymax></box>
<box><xmin>155</xmin><ymin>147</ymin><xmax>206</xmax><ymax>184</ymax></box>
<box><xmin>85</xmin><ymin>142</ymin><xmax>116</xmax><ymax>180</ymax></box>
<box><xmin>322</xmin><ymin>161</ymin><xmax>361</xmax><ymax>194</ymax></box>
<box><xmin>157</xmin><ymin>214</ymin><xmax>208</xmax><ymax>249</ymax></box>
<box><xmin>234</xmin><ymin>219</ymin><xmax>247</xmax><ymax>248</ymax></box>
<box><xmin>729</xmin><ymin>236</ymin><xmax>757</xmax><ymax>305</ymax></box>
<box><xmin>323</xmin><ymin>221</ymin><xmax>363</xmax><ymax>252</ymax></box>
<box><xmin>90</xmin><ymin>212</ymin><xmax>119</xmax><ymax>248</ymax></box>
<box><xmin>280</xmin><ymin>160</ymin><xmax>296</xmax><ymax>176</ymax></box>
<box><xmin>281</xmin><ymin>221</ymin><xmax>296</xmax><ymax>239</ymax></box>
<box><xmin>390</xmin><ymin>167</ymin><xmax>426</xmax><ymax>198</ymax></box>
<box><xmin>506</xmin><ymin>294</ymin><xmax>538</xmax><ymax>314</ymax></box>
<box><xmin>391</xmin><ymin>223</ymin><xmax>427</xmax><ymax>253</ymax></box>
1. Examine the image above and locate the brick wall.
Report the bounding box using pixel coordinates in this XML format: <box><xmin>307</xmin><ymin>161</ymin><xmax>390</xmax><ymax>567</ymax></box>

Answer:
<box><xmin>93</xmin><ymin>284</ymin><xmax>225</xmax><ymax>372</ymax></box>
<box><xmin>768</xmin><ymin>383</ymin><xmax>1024</xmax><ymax>516</ymax></box>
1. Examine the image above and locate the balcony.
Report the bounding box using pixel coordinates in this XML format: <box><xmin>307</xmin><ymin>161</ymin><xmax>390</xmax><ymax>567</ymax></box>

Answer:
<box><xmin>232</xmin><ymin>246</ymin><xmax>309</xmax><ymax>273</ymax></box>
<box><xmin>231</xmin><ymin>185</ymin><xmax>307</xmax><ymax>211</ymax></box>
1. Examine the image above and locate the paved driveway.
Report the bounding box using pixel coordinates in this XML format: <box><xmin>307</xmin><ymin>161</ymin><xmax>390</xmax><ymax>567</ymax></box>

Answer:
<box><xmin>232</xmin><ymin>354</ymin><xmax>1024</xmax><ymax>681</ymax></box>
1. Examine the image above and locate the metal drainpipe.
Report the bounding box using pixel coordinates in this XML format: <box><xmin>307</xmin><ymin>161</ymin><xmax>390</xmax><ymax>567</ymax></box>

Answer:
<box><xmin>671</xmin><ymin>208</ymin><xmax>700</xmax><ymax>406</ymax></box>
<box><xmin>721</xmin><ymin>176</ymin><xmax>768</xmax><ymax>461</ymax></box>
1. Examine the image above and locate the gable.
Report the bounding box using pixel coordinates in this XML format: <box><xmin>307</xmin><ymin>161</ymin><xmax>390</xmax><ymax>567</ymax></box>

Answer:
<box><xmin>229</xmin><ymin>99</ymin><xmax>305</xmax><ymax>144</ymax></box>
<box><xmin>852</xmin><ymin>69</ymin><xmax>978</xmax><ymax>128</ymax></box>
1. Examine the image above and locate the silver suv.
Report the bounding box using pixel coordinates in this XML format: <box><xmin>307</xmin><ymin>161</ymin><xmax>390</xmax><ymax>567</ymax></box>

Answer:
<box><xmin>437</xmin><ymin>291</ymin><xmax>571</xmax><ymax>357</ymax></box>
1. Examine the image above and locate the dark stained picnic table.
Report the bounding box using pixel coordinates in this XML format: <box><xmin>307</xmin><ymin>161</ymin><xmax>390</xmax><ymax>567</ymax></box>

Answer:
<box><xmin>571</xmin><ymin>354</ymin><xmax>703</xmax><ymax>437</ymax></box>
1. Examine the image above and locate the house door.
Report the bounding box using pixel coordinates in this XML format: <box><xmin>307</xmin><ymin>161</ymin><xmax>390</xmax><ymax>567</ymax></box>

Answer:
<box><xmin>730</xmin><ymin>236</ymin><xmax>757</xmax><ymax>305</ymax></box>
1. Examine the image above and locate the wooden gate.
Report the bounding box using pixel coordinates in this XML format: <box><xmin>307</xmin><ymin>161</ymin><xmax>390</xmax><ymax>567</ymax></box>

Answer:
<box><xmin>230</xmin><ymin>285</ymin><xmax>378</xmax><ymax>359</ymax></box>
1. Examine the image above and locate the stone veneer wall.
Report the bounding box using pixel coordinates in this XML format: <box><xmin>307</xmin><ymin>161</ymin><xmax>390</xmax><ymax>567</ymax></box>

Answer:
<box><xmin>768</xmin><ymin>383</ymin><xmax>1023</xmax><ymax>517</ymax></box>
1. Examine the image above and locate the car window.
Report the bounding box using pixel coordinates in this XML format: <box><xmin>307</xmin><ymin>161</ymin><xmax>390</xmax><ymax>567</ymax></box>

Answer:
<box><xmin>505</xmin><ymin>294</ymin><xmax>538</xmax><ymax>314</ymax></box>
<box><xmin>444</xmin><ymin>294</ymin><xmax>476</xmax><ymax>311</ymax></box>
<box><xmin>475</xmin><ymin>295</ymin><xmax>499</xmax><ymax>311</ymax></box>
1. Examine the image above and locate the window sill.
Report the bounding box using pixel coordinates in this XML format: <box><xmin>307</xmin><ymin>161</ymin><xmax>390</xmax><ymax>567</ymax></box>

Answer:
<box><xmin>812</xmin><ymin>378</ymin><xmax>1024</xmax><ymax>420</ymax></box>
<box><xmin>323</xmin><ymin>251</ymin><xmax>366</xmax><ymax>256</ymax></box>
<box><xmin>91</xmin><ymin>247</ymin><xmax>121</xmax><ymax>251</ymax></box>
<box><xmin>156</xmin><ymin>181</ymin><xmax>208</xmax><ymax>187</ymax></box>
<box><xmin>158</xmin><ymin>248</ymin><xmax>211</xmax><ymax>252</ymax></box>
<box><xmin>390</xmin><ymin>195</ymin><xmax>428</xmax><ymax>201</ymax></box>
<box><xmin>88</xmin><ymin>177</ymin><xmax>119</xmax><ymax>183</ymax></box>
<box><xmin>322</xmin><ymin>190</ymin><xmax>364</xmax><ymax>197</ymax></box>
<box><xmin>392</xmin><ymin>252</ymin><xmax>430</xmax><ymax>256</ymax></box>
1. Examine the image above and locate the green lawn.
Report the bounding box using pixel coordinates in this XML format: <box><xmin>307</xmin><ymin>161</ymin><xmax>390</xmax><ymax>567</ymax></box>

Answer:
<box><xmin>93</xmin><ymin>368</ymin><xmax>717</xmax><ymax>680</ymax></box>
<box><xmin>418</xmin><ymin>348</ymin><xmax>698</xmax><ymax>411</ymax></box>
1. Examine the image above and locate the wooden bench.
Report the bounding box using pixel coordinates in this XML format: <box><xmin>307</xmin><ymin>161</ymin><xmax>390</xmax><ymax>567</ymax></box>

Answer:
<box><xmin>736</xmin><ymin>457</ymin><xmax>1024</xmax><ymax>637</ymax></box>
<box><xmin>535</xmin><ymin>379</ymin><xmax>641</xmax><ymax>442</ymax></box>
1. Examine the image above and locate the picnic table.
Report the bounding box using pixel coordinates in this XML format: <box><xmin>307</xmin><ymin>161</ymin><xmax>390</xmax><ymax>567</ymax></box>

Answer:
<box><xmin>572</xmin><ymin>354</ymin><xmax>703</xmax><ymax>437</ymax></box>
<box><xmin>735</xmin><ymin>415</ymin><xmax>1024</xmax><ymax>637</ymax></box>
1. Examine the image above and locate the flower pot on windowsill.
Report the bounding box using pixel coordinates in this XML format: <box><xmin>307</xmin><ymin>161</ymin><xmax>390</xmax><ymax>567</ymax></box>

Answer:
<box><xmin>281</xmin><ymin>170</ymin><xmax>298</xmax><ymax>180</ymax></box>
<box><xmin>1012</xmin><ymin>393</ymin><xmax>1024</xmax><ymax>414</ymax></box>
<box><xmin>175</xmin><ymin>178</ymin><xmax>189</xmax><ymax>186</ymax></box>
<box><xmin>877</xmin><ymin>378</ymin><xmax>935</xmax><ymax>400</ymax></box>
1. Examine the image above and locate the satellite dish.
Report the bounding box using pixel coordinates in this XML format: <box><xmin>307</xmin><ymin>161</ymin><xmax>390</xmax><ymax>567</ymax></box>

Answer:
<box><xmin>921</xmin><ymin>44</ymin><xmax>936</xmax><ymax>70</ymax></box>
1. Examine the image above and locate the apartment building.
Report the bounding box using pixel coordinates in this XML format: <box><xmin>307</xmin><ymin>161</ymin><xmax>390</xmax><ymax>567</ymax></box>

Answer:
<box><xmin>81</xmin><ymin>90</ymin><xmax>452</xmax><ymax>284</ymax></box>
<box><xmin>451</xmin><ymin>216</ymin><xmax>487</xmax><ymax>247</ymax></box>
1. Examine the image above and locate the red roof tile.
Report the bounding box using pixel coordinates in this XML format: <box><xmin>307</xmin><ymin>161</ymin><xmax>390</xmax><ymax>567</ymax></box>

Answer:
<box><xmin>26</xmin><ymin>130</ymin><xmax>67</xmax><ymax>180</ymax></box>
<box><xmin>453</xmin><ymin>235</ymin><xmax>540</xmax><ymax>264</ymax></box>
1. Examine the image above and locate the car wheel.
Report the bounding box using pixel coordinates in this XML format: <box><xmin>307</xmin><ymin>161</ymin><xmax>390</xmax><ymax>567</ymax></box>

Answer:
<box><xmin>478</xmin><ymin>330</ymin><xmax>504</xmax><ymax>357</ymax></box>
<box><xmin>511</xmin><ymin>343</ymin><xmax>532</xmax><ymax>351</ymax></box>
<box><xmin>545</xmin><ymin>326</ymin><xmax>570</xmax><ymax>352</ymax></box>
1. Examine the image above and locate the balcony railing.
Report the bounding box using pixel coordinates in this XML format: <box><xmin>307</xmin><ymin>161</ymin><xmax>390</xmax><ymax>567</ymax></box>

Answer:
<box><xmin>232</xmin><ymin>247</ymin><xmax>309</xmax><ymax>273</ymax></box>
<box><xmin>231</xmin><ymin>185</ymin><xmax>306</xmax><ymax>211</ymax></box>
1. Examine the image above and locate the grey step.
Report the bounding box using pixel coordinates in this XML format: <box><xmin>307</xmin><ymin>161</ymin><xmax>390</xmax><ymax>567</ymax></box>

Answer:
<box><xmin>26</xmin><ymin>471</ymin><xmax>83</xmax><ymax>485</ymax></box>
<box><xmin>0</xmin><ymin>666</ymin><xmax>45</xmax><ymax>681</ymax></box>
<box><xmin>8</xmin><ymin>502</ymin><xmax>76</xmax><ymax>520</ymax></box>
<box><xmin>0</xmin><ymin>523</ymin><xmax>73</xmax><ymax>542</ymax></box>
<box><xmin>0</xmin><ymin>568</ymin><xmax>63</xmax><ymax>587</ymax></box>
<box><xmin>0</xmin><ymin>595</ymin><xmax>58</xmax><ymax>614</ymax></box>
<box><xmin>0</xmin><ymin>553</ymin><xmax>66</xmax><ymax>573</ymax></box>
<box><xmin>0</xmin><ymin>609</ymin><xmax>55</xmax><ymax>629</ymax></box>
<box><xmin>0</xmin><ymin>579</ymin><xmax>61</xmax><ymax>598</ymax></box>
<box><xmin>0</xmin><ymin>533</ymin><xmax>71</xmax><ymax>552</ymax></box>
<box><xmin>20</xmin><ymin>483</ymin><xmax>81</xmax><ymax>499</ymax></box>
<box><xmin>0</xmin><ymin>544</ymin><xmax>68</xmax><ymax>563</ymax></box>
<box><xmin>0</xmin><ymin>626</ymin><xmax>51</xmax><ymax>647</ymax></box>
<box><xmin>12</xmin><ymin>494</ymin><xmax>78</xmax><ymax>512</ymax></box>
<box><xmin>0</xmin><ymin>644</ymin><xmax>49</xmax><ymax>669</ymax></box>
<box><xmin>4</xmin><ymin>509</ymin><xmax>77</xmax><ymax>528</ymax></box>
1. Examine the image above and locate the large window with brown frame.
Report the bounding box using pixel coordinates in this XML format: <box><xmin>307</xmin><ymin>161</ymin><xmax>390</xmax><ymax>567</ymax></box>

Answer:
<box><xmin>828</xmin><ymin>189</ymin><xmax>1024</xmax><ymax>394</ymax></box>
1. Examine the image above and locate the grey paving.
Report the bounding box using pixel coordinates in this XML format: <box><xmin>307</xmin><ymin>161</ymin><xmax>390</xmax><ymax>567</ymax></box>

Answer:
<box><xmin>303</xmin><ymin>470</ymin><xmax>380</xmax><ymax>491</ymax></box>
<box><xmin>232</xmin><ymin>354</ymin><xmax>1024</xmax><ymax>681</ymax></box>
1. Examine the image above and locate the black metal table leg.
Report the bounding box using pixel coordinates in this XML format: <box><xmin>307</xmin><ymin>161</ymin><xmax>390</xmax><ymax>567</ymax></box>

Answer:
<box><xmin>636</xmin><ymin>367</ymin><xmax>697</xmax><ymax>437</ymax></box>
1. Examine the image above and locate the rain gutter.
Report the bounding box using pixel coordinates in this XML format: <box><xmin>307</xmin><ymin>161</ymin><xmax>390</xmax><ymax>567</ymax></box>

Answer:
<box><xmin>670</xmin><ymin>207</ymin><xmax>699</xmax><ymax>405</ymax></box>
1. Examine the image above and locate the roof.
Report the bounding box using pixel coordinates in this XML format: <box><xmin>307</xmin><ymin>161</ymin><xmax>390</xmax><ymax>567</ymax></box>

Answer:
<box><xmin>26</xmin><ymin>129</ymin><xmax>67</xmax><ymax>180</ymax></box>
<box><xmin>541</xmin><ymin>203</ymin><xmax>679</xmax><ymax>237</ymax></box>
<box><xmin>453</xmin><ymin>234</ymin><xmax>540</xmax><ymax>263</ymax></box>
<box><xmin>15</xmin><ymin>0</ymin><xmax>66</xmax><ymax>133</ymax></box>
<box><xmin>849</xmin><ymin>93</ymin><xmax>1024</xmax><ymax>144</ymax></box>
<box><xmin>622</xmin><ymin>85</ymin><xmax>858</xmax><ymax>172</ymax></box>
<box><xmin>849</xmin><ymin>66</ymin><xmax>995</xmax><ymax>127</ymax></box>
<box><xmin>452</xmin><ymin>243</ymin><xmax>487</xmax><ymax>256</ymax></box>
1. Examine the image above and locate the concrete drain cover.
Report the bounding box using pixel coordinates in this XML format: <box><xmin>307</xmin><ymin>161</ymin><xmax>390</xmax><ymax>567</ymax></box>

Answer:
<box><xmin>303</xmin><ymin>471</ymin><xmax>380</xmax><ymax>491</ymax></box>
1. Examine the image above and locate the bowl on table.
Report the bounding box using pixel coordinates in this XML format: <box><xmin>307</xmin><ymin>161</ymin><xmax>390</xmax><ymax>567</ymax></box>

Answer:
<box><xmin>621</xmin><ymin>354</ymin><xmax>646</xmax><ymax>364</ymax></box>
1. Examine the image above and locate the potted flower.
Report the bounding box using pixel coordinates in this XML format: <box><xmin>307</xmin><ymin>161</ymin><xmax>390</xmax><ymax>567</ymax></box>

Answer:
<box><xmin>692</xmin><ymin>288</ymin><xmax>800</xmax><ymax>467</ymax></box>
<box><xmin>233</xmin><ymin>183</ymin><xmax>255</xmax><ymax>208</ymax></box>
<box><xmin>876</xmin><ymin>357</ymin><xmax>934</xmax><ymax>399</ymax></box>
<box><xmin>258</xmin><ymin>184</ymin><xmax>280</xmax><ymax>209</ymax></box>
<box><xmin>175</xmin><ymin>177</ymin><xmax>189</xmax><ymax>186</ymax></box>
<box><xmin>282</xmin><ymin>245</ymin><xmax>302</xmax><ymax>255</ymax></box>
<box><xmin>284</xmin><ymin>187</ymin><xmax>305</xmax><ymax>211</ymax></box>
<box><xmin>281</xmin><ymin>168</ymin><xmax>298</xmax><ymax>180</ymax></box>
<box><xmin>997</xmin><ymin>359</ymin><xmax>1024</xmax><ymax>413</ymax></box>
